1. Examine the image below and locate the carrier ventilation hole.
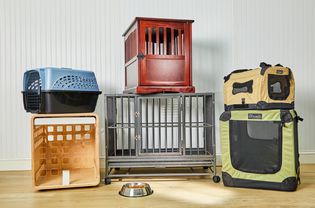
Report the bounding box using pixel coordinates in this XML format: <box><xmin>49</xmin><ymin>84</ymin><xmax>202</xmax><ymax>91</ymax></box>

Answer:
<box><xmin>63</xmin><ymin>147</ymin><xmax>69</xmax><ymax>153</ymax></box>
<box><xmin>52</xmin><ymin>75</ymin><xmax>97</xmax><ymax>90</ymax></box>
<box><xmin>57</xmin><ymin>135</ymin><xmax>63</xmax><ymax>141</ymax></box>
<box><xmin>40</xmin><ymin>148</ymin><xmax>46</xmax><ymax>154</ymax></box>
<box><xmin>66</xmin><ymin>134</ymin><xmax>72</xmax><ymax>140</ymax></box>
<box><xmin>47</xmin><ymin>126</ymin><xmax>54</xmax><ymax>132</ymax></box>
<box><xmin>40</xmin><ymin>170</ymin><xmax>46</xmax><ymax>176</ymax></box>
<box><xmin>51</xmin><ymin>148</ymin><xmax>57</xmax><ymax>154</ymax></box>
<box><xmin>48</xmin><ymin>135</ymin><xmax>54</xmax><ymax>141</ymax></box>
<box><xmin>84</xmin><ymin>134</ymin><xmax>90</xmax><ymax>139</ymax></box>
<box><xmin>66</xmin><ymin>126</ymin><xmax>72</xmax><ymax>132</ymax></box>
<box><xmin>51</xmin><ymin>169</ymin><xmax>58</xmax><ymax>175</ymax></box>
<box><xmin>57</xmin><ymin>126</ymin><xmax>63</xmax><ymax>132</ymax></box>
<box><xmin>75</xmin><ymin>125</ymin><xmax>81</xmax><ymax>131</ymax></box>
<box><xmin>51</xmin><ymin>158</ymin><xmax>58</xmax><ymax>164</ymax></box>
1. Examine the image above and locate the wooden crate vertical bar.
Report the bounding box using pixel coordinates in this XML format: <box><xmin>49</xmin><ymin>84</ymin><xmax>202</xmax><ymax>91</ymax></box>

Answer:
<box><xmin>148</xmin><ymin>27</ymin><xmax>152</xmax><ymax>54</ymax></box>
<box><xmin>156</xmin><ymin>28</ymin><xmax>160</xmax><ymax>55</ymax></box>
<box><xmin>178</xmin><ymin>29</ymin><xmax>182</xmax><ymax>55</ymax></box>
<box><xmin>171</xmin><ymin>28</ymin><xmax>174</xmax><ymax>55</ymax></box>
<box><xmin>163</xmin><ymin>27</ymin><xmax>167</xmax><ymax>55</ymax></box>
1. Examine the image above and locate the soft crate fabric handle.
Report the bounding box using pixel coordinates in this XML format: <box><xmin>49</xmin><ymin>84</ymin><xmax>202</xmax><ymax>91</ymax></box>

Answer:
<box><xmin>224</xmin><ymin>69</ymin><xmax>249</xmax><ymax>82</ymax></box>
<box><xmin>260</xmin><ymin>62</ymin><xmax>272</xmax><ymax>68</ymax></box>
<box><xmin>260</xmin><ymin>62</ymin><xmax>272</xmax><ymax>75</ymax></box>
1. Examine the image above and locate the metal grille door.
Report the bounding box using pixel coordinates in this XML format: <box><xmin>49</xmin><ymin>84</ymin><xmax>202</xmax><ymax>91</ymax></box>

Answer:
<box><xmin>137</xmin><ymin>95</ymin><xmax>182</xmax><ymax>155</ymax></box>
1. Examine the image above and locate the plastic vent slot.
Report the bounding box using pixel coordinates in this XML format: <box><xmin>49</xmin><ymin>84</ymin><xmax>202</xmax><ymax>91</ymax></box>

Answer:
<box><xmin>52</xmin><ymin>75</ymin><xmax>98</xmax><ymax>90</ymax></box>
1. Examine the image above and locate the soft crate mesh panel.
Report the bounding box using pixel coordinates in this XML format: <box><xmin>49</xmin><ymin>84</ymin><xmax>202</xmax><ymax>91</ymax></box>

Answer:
<box><xmin>268</xmin><ymin>74</ymin><xmax>290</xmax><ymax>100</ymax></box>
<box><xmin>232</xmin><ymin>80</ymin><xmax>253</xmax><ymax>95</ymax></box>
<box><xmin>229</xmin><ymin>120</ymin><xmax>282</xmax><ymax>174</ymax></box>
<box><xmin>53</xmin><ymin>75</ymin><xmax>98</xmax><ymax>90</ymax></box>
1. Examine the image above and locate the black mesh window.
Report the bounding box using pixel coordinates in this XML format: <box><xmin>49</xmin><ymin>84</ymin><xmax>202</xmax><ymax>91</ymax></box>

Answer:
<box><xmin>229</xmin><ymin>120</ymin><xmax>282</xmax><ymax>174</ymax></box>
<box><xmin>268</xmin><ymin>74</ymin><xmax>290</xmax><ymax>100</ymax></box>
<box><xmin>232</xmin><ymin>80</ymin><xmax>253</xmax><ymax>95</ymax></box>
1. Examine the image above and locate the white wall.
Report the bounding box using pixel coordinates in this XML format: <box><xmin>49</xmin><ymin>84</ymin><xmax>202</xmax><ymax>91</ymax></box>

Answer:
<box><xmin>0</xmin><ymin>0</ymin><xmax>233</xmax><ymax>170</ymax></box>
<box><xmin>232</xmin><ymin>0</ymin><xmax>315</xmax><ymax>157</ymax></box>
<box><xmin>0</xmin><ymin>0</ymin><xmax>314</xmax><ymax>170</ymax></box>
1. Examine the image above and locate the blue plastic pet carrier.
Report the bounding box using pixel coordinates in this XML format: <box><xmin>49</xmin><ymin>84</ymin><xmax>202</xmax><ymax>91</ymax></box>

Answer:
<box><xmin>22</xmin><ymin>67</ymin><xmax>101</xmax><ymax>113</ymax></box>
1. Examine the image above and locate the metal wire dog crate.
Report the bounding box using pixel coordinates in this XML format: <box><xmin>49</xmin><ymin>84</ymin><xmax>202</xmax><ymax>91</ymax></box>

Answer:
<box><xmin>104</xmin><ymin>93</ymin><xmax>219</xmax><ymax>184</ymax></box>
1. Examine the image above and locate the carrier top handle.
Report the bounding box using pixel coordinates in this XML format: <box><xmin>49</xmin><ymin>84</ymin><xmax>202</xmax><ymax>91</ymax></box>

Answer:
<box><xmin>260</xmin><ymin>62</ymin><xmax>272</xmax><ymax>75</ymax></box>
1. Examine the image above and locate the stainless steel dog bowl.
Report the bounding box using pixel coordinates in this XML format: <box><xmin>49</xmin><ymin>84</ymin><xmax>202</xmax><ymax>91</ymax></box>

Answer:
<box><xmin>119</xmin><ymin>182</ymin><xmax>153</xmax><ymax>197</ymax></box>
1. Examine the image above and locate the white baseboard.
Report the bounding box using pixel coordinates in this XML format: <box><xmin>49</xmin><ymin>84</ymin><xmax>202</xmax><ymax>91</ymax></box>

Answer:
<box><xmin>1</xmin><ymin>152</ymin><xmax>314</xmax><ymax>171</ymax></box>
<box><xmin>0</xmin><ymin>159</ymin><xmax>32</xmax><ymax>171</ymax></box>
<box><xmin>299</xmin><ymin>152</ymin><xmax>315</xmax><ymax>164</ymax></box>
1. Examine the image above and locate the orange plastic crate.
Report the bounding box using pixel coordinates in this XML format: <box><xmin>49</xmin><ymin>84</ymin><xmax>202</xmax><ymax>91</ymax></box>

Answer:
<box><xmin>31</xmin><ymin>113</ymin><xmax>100</xmax><ymax>190</ymax></box>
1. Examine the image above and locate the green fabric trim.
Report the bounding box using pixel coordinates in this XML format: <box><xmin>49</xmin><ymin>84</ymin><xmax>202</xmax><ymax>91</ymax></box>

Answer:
<box><xmin>220</xmin><ymin>110</ymin><xmax>297</xmax><ymax>183</ymax></box>
<box><xmin>231</xmin><ymin>109</ymin><xmax>279</xmax><ymax>121</ymax></box>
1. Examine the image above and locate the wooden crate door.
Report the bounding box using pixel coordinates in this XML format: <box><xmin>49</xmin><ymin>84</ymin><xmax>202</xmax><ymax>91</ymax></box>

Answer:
<box><xmin>139</xmin><ymin>21</ymin><xmax>190</xmax><ymax>86</ymax></box>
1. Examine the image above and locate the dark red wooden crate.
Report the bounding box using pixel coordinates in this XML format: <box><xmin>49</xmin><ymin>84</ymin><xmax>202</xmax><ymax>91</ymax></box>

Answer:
<box><xmin>123</xmin><ymin>17</ymin><xmax>195</xmax><ymax>94</ymax></box>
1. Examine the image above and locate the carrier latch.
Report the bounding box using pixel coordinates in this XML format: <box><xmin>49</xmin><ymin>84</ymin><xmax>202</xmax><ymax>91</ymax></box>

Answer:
<box><xmin>137</xmin><ymin>52</ymin><xmax>145</xmax><ymax>60</ymax></box>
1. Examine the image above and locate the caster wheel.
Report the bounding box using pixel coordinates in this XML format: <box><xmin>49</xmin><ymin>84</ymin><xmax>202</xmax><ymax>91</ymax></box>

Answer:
<box><xmin>105</xmin><ymin>178</ymin><xmax>112</xmax><ymax>185</ymax></box>
<box><xmin>212</xmin><ymin>175</ymin><xmax>221</xmax><ymax>183</ymax></box>
<box><xmin>203</xmin><ymin>166</ymin><xmax>209</xmax><ymax>170</ymax></box>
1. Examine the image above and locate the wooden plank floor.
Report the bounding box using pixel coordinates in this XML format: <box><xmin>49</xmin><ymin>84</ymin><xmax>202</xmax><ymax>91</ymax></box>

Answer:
<box><xmin>0</xmin><ymin>165</ymin><xmax>315</xmax><ymax>208</ymax></box>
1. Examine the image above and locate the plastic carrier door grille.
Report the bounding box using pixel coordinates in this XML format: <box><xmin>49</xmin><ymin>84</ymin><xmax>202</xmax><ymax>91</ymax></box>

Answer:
<box><xmin>25</xmin><ymin>71</ymin><xmax>41</xmax><ymax>111</ymax></box>
<box><xmin>26</xmin><ymin>92</ymin><xmax>41</xmax><ymax>111</ymax></box>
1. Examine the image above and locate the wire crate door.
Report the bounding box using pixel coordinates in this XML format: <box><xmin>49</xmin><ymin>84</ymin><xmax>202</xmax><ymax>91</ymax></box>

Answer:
<box><xmin>137</xmin><ymin>96</ymin><xmax>182</xmax><ymax>155</ymax></box>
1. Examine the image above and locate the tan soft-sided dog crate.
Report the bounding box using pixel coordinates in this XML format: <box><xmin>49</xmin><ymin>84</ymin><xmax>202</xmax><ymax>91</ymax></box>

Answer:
<box><xmin>224</xmin><ymin>63</ymin><xmax>295</xmax><ymax>110</ymax></box>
